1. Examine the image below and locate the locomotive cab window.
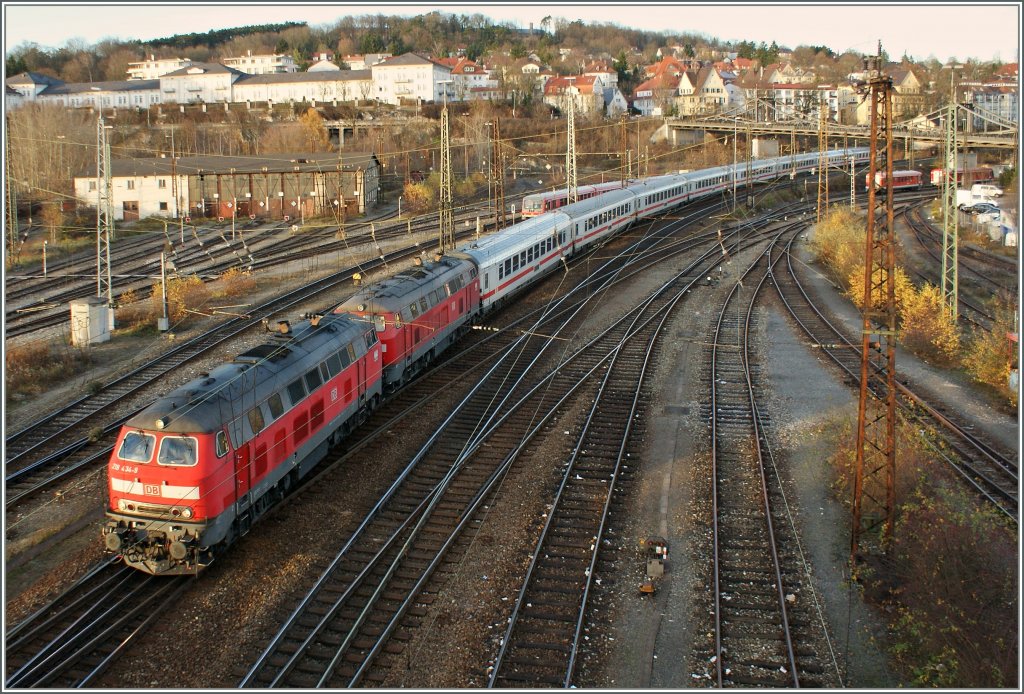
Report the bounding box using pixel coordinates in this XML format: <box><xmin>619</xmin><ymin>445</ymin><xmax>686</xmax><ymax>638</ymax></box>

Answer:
<box><xmin>373</xmin><ymin>315</ymin><xmax>386</xmax><ymax>331</ymax></box>
<box><xmin>157</xmin><ymin>436</ymin><xmax>198</xmax><ymax>467</ymax></box>
<box><xmin>119</xmin><ymin>431</ymin><xmax>155</xmax><ymax>463</ymax></box>
<box><xmin>364</xmin><ymin>330</ymin><xmax>378</xmax><ymax>348</ymax></box>
<box><xmin>216</xmin><ymin>430</ymin><xmax>230</xmax><ymax>457</ymax></box>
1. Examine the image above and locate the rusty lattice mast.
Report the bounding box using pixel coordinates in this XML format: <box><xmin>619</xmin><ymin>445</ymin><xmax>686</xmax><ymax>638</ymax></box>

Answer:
<box><xmin>851</xmin><ymin>43</ymin><xmax>898</xmax><ymax>567</ymax></box>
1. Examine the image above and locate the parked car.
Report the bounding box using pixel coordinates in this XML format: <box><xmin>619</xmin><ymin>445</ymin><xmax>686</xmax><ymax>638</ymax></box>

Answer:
<box><xmin>965</xmin><ymin>202</ymin><xmax>1000</xmax><ymax>215</ymax></box>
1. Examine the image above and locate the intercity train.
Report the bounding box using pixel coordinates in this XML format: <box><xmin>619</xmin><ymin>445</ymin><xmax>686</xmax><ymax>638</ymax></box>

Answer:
<box><xmin>102</xmin><ymin>146</ymin><xmax>870</xmax><ymax>574</ymax></box>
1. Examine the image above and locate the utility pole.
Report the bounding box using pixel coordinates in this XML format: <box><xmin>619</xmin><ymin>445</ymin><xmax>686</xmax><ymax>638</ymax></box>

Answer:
<box><xmin>619</xmin><ymin>114</ymin><xmax>627</xmax><ymax>187</ymax></box>
<box><xmin>941</xmin><ymin>62</ymin><xmax>963</xmax><ymax>321</ymax></box>
<box><xmin>96</xmin><ymin>116</ymin><xmax>115</xmax><ymax>329</ymax></box>
<box><xmin>566</xmin><ymin>78</ymin><xmax>578</xmax><ymax>204</ymax></box>
<box><xmin>5</xmin><ymin>116</ymin><xmax>18</xmax><ymax>267</ymax></box>
<box><xmin>438</xmin><ymin>81</ymin><xmax>454</xmax><ymax>253</ymax></box>
<box><xmin>744</xmin><ymin>121</ymin><xmax>752</xmax><ymax>206</ymax></box>
<box><xmin>851</xmin><ymin>43</ymin><xmax>897</xmax><ymax>569</ymax></box>
<box><xmin>490</xmin><ymin>117</ymin><xmax>507</xmax><ymax>230</ymax></box>
<box><xmin>816</xmin><ymin>93</ymin><xmax>829</xmax><ymax>223</ymax></box>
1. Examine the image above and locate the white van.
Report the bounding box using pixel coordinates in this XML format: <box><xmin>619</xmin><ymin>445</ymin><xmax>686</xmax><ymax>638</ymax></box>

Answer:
<box><xmin>972</xmin><ymin>183</ymin><xmax>1004</xmax><ymax>198</ymax></box>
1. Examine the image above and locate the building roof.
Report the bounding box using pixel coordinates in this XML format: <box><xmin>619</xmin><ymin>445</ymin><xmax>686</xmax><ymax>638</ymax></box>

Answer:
<box><xmin>162</xmin><ymin>62</ymin><xmax>247</xmax><ymax>78</ymax></box>
<box><xmin>79</xmin><ymin>152</ymin><xmax>380</xmax><ymax>179</ymax></box>
<box><xmin>236</xmin><ymin>70</ymin><xmax>370</xmax><ymax>85</ymax></box>
<box><xmin>5</xmin><ymin>71</ymin><xmax>64</xmax><ymax>87</ymax></box>
<box><xmin>41</xmin><ymin>79</ymin><xmax>159</xmax><ymax>95</ymax></box>
<box><xmin>376</xmin><ymin>52</ymin><xmax>449</xmax><ymax>70</ymax></box>
<box><xmin>544</xmin><ymin>75</ymin><xmax>600</xmax><ymax>96</ymax></box>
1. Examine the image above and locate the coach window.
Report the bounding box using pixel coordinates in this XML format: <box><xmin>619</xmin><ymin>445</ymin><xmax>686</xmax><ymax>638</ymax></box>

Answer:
<box><xmin>365</xmin><ymin>330</ymin><xmax>378</xmax><ymax>348</ymax></box>
<box><xmin>119</xmin><ymin>431</ymin><xmax>155</xmax><ymax>463</ymax></box>
<box><xmin>419</xmin><ymin>297</ymin><xmax>429</xmax><ymax>313</ymax></box>
<box><xmin>287</xmin><ymin>379</ymin><xmax>306</xmax><ymax>406</ymax></box>
<box><xmin>346</xmin><ymin>344</ymin><xmax>358</xmax><ymax>364</ymax></box>
<box><xmin>408</xmin><ymin>301</ymin><xmax>419</xmax><ymax>318</ymax></box>
<box><xmin>157</xmin><ymin>436</ymin><xmax>198</xmax><ymax>467</ymax></box>
<box><xmin>216</xmin><ymin>430</ymin><xmax>230</xmax><ymax>457</ymax></box>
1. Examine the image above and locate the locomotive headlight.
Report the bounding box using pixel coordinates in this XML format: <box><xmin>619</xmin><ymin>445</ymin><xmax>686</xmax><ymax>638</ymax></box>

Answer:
<box><xmin>181</xmin><ymin>507</ymin><xmax>193</xmax><ymax>519</ymax></box>
<box><xmin>118</xmin><ymin>499</ymin><xmax>127</xmax><ymax>511</ymax></box>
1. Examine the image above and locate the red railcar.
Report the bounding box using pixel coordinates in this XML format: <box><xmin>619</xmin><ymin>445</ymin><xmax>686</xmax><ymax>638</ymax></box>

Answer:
<box><xmin>865</xmin><ymin>169</ymin><xmax>923</xmax><ymax>191</ymax></box>
<box><xmin>929</xmin><ymin>166</ymin><xmax>995</xmax><ymax>186</ymax></box>
<box><xmin>522</xmin><ymin>181</ymin><xmax>630</xmax><ymax>217</ymax></box>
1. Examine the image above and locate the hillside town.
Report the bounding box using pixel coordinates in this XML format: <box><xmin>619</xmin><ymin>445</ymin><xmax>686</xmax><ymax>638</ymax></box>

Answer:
<box><xmin>6</xmin><ymin>44</ymin><xmax>1019</xmax><ymax>126</ymax></box>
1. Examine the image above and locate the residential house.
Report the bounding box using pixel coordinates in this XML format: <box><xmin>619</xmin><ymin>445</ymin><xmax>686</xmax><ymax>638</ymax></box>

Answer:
<box><xmin>371</xmin><ymin>53</ymin><xmax>452</xmax><ymax>105</ymax></box>
<box><xmin>675</xmin><ymin>66</ymin><xmax>741</xmax><ymax>116</ymax></box>
<box><xmin>127</xmin><ymin>55</ymin><xmax>193</xmax><ymax>80</ymax></box>
<box><xmin>37</xmin><ymin>79</ymin><xmax>161</xmax><ymax>109</ymax></box>
<box><xmin>307</xmin><ymin>59</ymin><xmax>341</xmax><ymax>73</ymax></box>
<box><xmin>5</xmin><ymin>71</ymin><xmax>63</xmax><ymax>100</ymax></box>
<box><xmin>584</xmin><ymin>61</ymin><xmax>617</xmax><ymax>88</ymax></box>
<box><xmin>160</xmin><ymin>62</ymin><xmax>246</xmax><ymax>104</ymax></box>
<box><xmin>440</xmin><ymin>57</ymin><xmax>496</xmax><ymax>101</ymax></box>
<box><xmin>232</xmin><ymin>71</ymin><xmax>373</xmax><ymax>105</ymax></box>
<box><xmin>341</xmin><ymin>53</ymin><xmax>392</xmax><ymax>71</ymax></box>
<box><xmin>221</xmin><ymin>50</ymin><xmax>298</xmax><ymax>75</ymax></box>
<box><xmin>634</xmin><ymin>71</ymin><xmax>681</xmax><ymax>116</ymax></box>
<box><xmin>543</xmin><ymin>75</ymin><xmax>605</xmax><ymax>115</ymax></box>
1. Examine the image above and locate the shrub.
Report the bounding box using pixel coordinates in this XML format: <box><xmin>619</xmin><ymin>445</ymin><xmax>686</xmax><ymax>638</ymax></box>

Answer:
<box><xmin>897</xmin><ymin>282</ymin><xmax>961</xmax><ymax>364</ymax></box>
<box><xmin>811</xmin><ymin>206</ymin><xmax>865</xmax><ymax>287</ymax></box>
<box><xmin>5</xmin><ymin>341</ymin><xmax>91</xmax><ymax>398</ymax></box>
<box><xmin>826</xmin><ymin>415</ymin><xmax>1018</xmax><ymax>688</ymax></box>
<box><xmin>963</xmin><ymin>304</ymin><xmax>1018</xmax><ymax>404</ymax></box>
<box><xmin>152</xmin><ymin>274</ymin><xmax>209</xmax><ymax>324</ymax></box>
<box><xmin>215</xmin><ymin>267</ymin><xmax>257</xmax><ymax>299</ymax></box>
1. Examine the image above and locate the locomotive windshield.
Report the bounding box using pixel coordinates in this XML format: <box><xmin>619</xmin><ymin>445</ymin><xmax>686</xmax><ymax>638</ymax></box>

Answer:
<box><xmin>119</xmin><ymin>431</ymin><xmax>156</xmax><ymax>463</ymax></box>
<box><xmin>157</xmin><ymin>436</ymin><xmax>199</xmax><ymax>466</ymax></box>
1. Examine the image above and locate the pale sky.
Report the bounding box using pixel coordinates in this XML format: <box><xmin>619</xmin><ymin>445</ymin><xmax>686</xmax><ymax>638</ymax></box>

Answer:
<box><xmin>3</xmin><ymin>2</ymin><xmax>1020</xmax><ymax>65</ymax></box>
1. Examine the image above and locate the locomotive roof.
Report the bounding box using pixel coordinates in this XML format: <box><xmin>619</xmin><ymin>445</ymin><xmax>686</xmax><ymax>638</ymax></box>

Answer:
<box><xmin>125</xmin><ymin>312</ymin><xmax>367</xmax><ymax>434</ymax></box>
<box><xmin>335</xmin><ymin>255</ymin><xmax>472</xmax><ymax>313</ymax></box>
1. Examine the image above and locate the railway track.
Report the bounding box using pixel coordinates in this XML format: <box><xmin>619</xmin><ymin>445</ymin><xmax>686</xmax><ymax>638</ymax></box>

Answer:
<box><xmin>774</xmin><ymin>234</ymin><xmax>1018</xmax><ymax>519</ymax></box>
<box><xmin>237</xmin><ymin>201</ymin><xmax>816</xmax><ymax>688</ymax></box>
<box><xmin>899</xmin><ymin>204</ymin><xmax>1016</xmax><ymax>330</ymax></box>
<box><xmin>3</xmin><ymin>203</ymin><xmax>490</xmax><ymax>338</ymax></box>
<box><xmin>700</xmin><ymin>226</ymin><xmax>845</xmax><ymax>687</ymax></box>
<box><xmin>5</xmin><ymin>199</ymin><xmax>718</xmax><ymax>690</ymax></box>
<box><xmin>3</xmin><ymin>559</ymin><xmax>193</xmax><ymax>688</ymax></box>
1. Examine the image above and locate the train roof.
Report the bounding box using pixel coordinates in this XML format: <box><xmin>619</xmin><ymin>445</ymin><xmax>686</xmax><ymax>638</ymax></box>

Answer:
<box><xmin>124</xmin><ymin>313</ymin><xmax>367</xmax><ymax>434</ymax></box>
<box><xmin>334</xmin><ymin>255</ymin><xmax>472</xmax><ymax>313</ymax></box>
<box><xmin>454</xmin><ymin>211</ymin><xmax>573</xmax><ymax>262</ymax></box>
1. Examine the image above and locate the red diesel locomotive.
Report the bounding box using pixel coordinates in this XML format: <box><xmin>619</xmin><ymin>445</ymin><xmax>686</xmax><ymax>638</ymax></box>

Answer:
<box><xmin>103</xmin><ymin>312</ymin><xmax>382</xmax><ymax>574</ymax></box>
<box><xmin>334</xmin><ymin>254</ymin><xmax>481</xmax><ymax>389</ymax></box>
